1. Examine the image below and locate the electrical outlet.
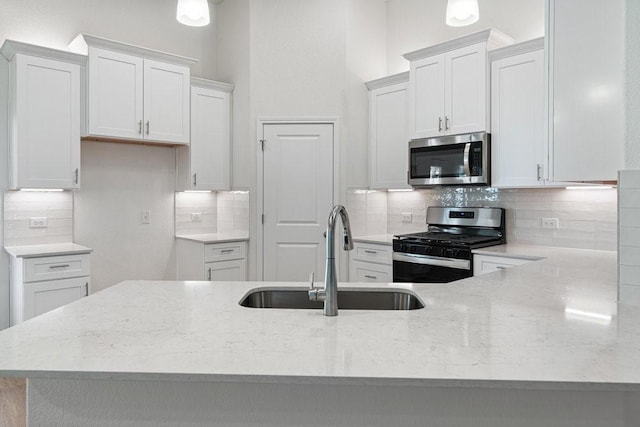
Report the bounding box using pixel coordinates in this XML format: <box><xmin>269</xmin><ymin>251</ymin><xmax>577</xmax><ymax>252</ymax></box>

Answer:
<box><xmin>542</xmin><ymin>218</ymin><xmax>560</xmax><ymax>229</ymax></box>
<box><xmin>141</xmin><ymin>210</ymin><xmax>151</xmax><ymax>224</ymax></box>
<box><xmin>401</xmin><ymin>213</ymin><xmax>413</xmax><ymax>223</ymax></box>
<box><xmin>29</xmin><ymin>217</ymin><xmax>48</xmax><ymax>228</ymax></box>
<box><xmin>191</xmin><ymin>212</ymin><xmax>201</xmax><ymax>222</ymax></box>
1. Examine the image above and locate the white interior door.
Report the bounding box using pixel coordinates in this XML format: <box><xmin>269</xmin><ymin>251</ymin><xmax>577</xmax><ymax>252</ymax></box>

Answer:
<box><xmin>262</xmin><ymin>123</ymin><xmax>334</xmax><ymax>282</ymax></box>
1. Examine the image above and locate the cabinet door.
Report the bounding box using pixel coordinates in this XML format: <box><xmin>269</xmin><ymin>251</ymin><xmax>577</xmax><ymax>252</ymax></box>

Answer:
<box><xmin>349</xmin><ymin>260</ymin><xmax>392</xmax><ymax>283</ymax></box>
<box><xmin>88</xmin><ymin>47</ymin><xmax>144</xmax><ymax>140</ymax></box>
<box><xmin>13</xmin><ymin>54</ymin><xmax>81</xmax><ymax>189</ymax></box>
<box><xmin>205</xmin><ymin>260</ymin><xmax>247</xmax><ymax>282</ymax></box>
<box><xmin>409</xmin><ymin>54</ymin><xmax>445</xmax><ymax>139</ymax></box>
<box><xmin>491</xmin><ymin>49</ymin><xmax>545</xmax><ymax>187</ymax></box>
<box><xmin>190</xmin><ymin>86</ymin><xmax>231</xmax><ymax>190</ymax></box>
<box><xmin>369</xmin><ymin>82</ymin><xmax>410</xmax><ymax>189</ymax></box>
<box><xmin>23</xmin><ymin>277</ymin><xmax>89</xmax><ymax>320</ymax></box>
<box><xmin>549</xmin><ymin>0</ymin><xmax>624</xmax><ymax>182</ymax></box>
<box><xmin>444</xmin><ymin>43</ymin><xmax>487</xmax><ymax>136</ymax></box>
<box><xmin>143</xmin><ymin>59</ymin><xmax>190</xmax><ymax>144</ymax></box>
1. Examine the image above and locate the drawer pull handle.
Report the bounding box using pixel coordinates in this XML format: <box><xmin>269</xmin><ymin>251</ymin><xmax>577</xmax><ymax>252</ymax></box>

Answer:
<box><xmin>364</xmin><ymin>275</ymin><xmax>377</xmax><ymax>279</ymax></box>
<box><xmin>220</xmin><ymin>249</ymin><xmax>234</xmax><ymax>254</ymax></box>
<box><xmin>85</xmin><ymin>283</ymin><xmax>89</xmax><ymax>297</ymax></box>
<box><xmin>496</xmin><ymin>266</ymin><xmax>507</xmax><ymax>270</ymax></box>
<box><xmin>208</xmin><ymin>268</ymin><xmax>212</xmax><ymax>281</ymax></box>
<box><xmin>364</xmin><ymin>250</ymin><xmax>377</xmax><ymax>254</ymax></box>
<box><xmin>48</xmin><ymin>264</ymin><xmax>70</xmax><ymax>269</ymax></box>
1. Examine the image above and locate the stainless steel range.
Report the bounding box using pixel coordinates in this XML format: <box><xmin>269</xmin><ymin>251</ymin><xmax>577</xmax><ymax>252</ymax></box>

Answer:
<box><xmin>392</xmin><ymin>206</ymin><xmax>505</xmax><ymax>283</ymax></box>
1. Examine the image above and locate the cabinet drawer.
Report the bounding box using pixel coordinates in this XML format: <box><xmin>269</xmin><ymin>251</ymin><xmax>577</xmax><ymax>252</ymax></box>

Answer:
<box><xmin>349</xmin><ymin>260</ymin><xmax>392</xmax><ymax>283</ymax></box>
<box><xmin>23</xmin><ymin>277</ymin><xmax>89</xmax><ymax>320</ymax></box>
<box><xmin>473</xmin><ymin>254</ymin><xmax>531</xmax><ymax>276</ymax></box>
<box><xmin>204</xmin><ymin>242</ymin><xmax>246</xmax><ymax>262</ymax></box>
<box><xmin>23</xmin><ymin>254</ymin><xmax>91</xmax><ymax>283</ymax></box>
<box><xmin>351</xmin><ymin>242</ymin><xmax>392</xmax><ymax>265</ymax></box>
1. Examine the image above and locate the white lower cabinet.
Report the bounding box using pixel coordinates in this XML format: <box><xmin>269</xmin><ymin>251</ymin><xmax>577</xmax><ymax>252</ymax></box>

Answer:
<box><xmin>10</xmin><ymin>253</ymin><xmax>91</xmax><ymax>325</ymax></box>
<box><xmin>473</xmin><ymin>254</ymin><xmax>531</xmax><ymax>276</ymax></box>
<box><xmin>177</xmin><ymin>239</ymin><xmax>248</xmax><ymax>281</ymax></box>
<box><xmin>348</xmin><ymin>242</ymin><xmax>392</xmax><ymax>283</ymax></box>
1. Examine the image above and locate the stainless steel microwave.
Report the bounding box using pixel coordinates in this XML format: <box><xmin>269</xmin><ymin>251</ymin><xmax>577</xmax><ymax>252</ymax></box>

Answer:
<box><xmin>408</xmin><ymin>132</ymin><xmax>490</xmax><ymax>187</ymax></box>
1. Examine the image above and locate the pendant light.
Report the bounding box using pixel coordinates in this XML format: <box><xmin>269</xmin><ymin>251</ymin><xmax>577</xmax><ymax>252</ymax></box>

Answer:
<box><xmin>176</xmin><ymin>0</ymin><xmax>210</xmax><ymax>27</ymax></box>
<box><xmin>446</xmin><ymin>0</ymin><xmax>479</xmax><ymax>27</ymax></box>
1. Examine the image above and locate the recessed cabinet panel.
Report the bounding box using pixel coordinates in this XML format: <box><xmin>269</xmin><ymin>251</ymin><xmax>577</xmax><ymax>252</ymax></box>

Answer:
<box><xmin>446</xmin><ymin>43</ymin><xmax>486</xmax><ymax>136</ymax></box>
<box><xmin>144</xmin><ymin>59</ymin><xmax>190</xmax><ymax>144</ymax></box>
<box><xmin>491</xmin><ymin>47</ymin><xmax>545</xmax><ymax>187</ymax></box>
<box><xmin>205</xmin><ymin>259</ymin><xmax>247</xmax><ymax>282</ymax></box>
<box><xmin>24</xmin><ymin>277</ymin><xmax>89</xmax><ymax>319</ymax></box>
<box><xmin>88</xmin><ymin>48</ymin><xmax>143</xmax><ymax>139</ymax></box>
<box><xmin>409</xmin><ymin>56</ymin><xmax>444</xmax><ymax>139</ymax></box>
<box><xmin>11</xmin><ymin>54</ymin><xmax>81</xmax><ymax>189</ymax></box>
<box><xmin>369</xmin><ymin>79</ymin><xmax>410</xmax><ymax>189</ymax></box>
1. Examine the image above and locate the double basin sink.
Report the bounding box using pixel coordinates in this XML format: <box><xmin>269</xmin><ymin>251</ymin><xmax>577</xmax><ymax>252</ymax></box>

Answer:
<box><xmin>240</xmin><ymin>287</ymin><xmax>425</xmax><ymax>311</ymax></box>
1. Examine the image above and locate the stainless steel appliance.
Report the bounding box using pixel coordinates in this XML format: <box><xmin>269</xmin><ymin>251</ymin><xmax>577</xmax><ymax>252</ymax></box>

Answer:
<box><xmin>408</xmin><ymin>132</ymin><xmax>490</xmax><ymax>187</ymax></box>
<box><xmin>392</xmin><ymin>206</ymin><xmax>505</xmax><ymax>283</ymax></box>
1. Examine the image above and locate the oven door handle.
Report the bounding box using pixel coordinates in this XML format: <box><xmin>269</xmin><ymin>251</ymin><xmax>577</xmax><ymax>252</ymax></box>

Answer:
<box><xmin>463</xmin><ymin>142</ymin><xmax>472</xmax><ymax>177</ymax></box>
<box><xmin>392</xmin><ymin>252</ymin><xmax>471</xmax><ymax>270</ymax></box>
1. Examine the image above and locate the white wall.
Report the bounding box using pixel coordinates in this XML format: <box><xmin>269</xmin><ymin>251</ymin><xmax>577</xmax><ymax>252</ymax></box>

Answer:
<box><xmin>216</xmin><ymin>0</ymin><xmax>386</xmax><ymax>279</ymax></box>
<box><xmin>74</xmin><ymin>142</ymin><xmax>176</xmax><ymax>292</ymax></box>
<box><xmin>0</xmin><ymin>58</ymin><xmax>8</xmax><ymax>330</ymax></box>
<box><xmin>0</xmin><ymin>0</ymin><xmax>217</xmax><ymax>78</ymax></box>
<box><xmin>385</xmin><ymin>0</ymin><xmax>546</xmax><ymax>74</ymax></box>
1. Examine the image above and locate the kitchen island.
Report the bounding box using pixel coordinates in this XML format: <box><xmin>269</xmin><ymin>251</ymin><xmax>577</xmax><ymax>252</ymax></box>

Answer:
<box><xmin>1</xmin><ymin>247</ymin><xmax>639</xmax><ymax>426</ymax></box>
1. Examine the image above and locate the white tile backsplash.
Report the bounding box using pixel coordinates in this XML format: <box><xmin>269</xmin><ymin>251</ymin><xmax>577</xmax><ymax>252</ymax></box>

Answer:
<box><xmin>347</xmin><ymin>186</ymin><xmax>618</xmax><ymax>251</ymax></box>
<box><xmin>175</xmin><ymin>192</ymin><xmax>218</xmax><ymax>235</ymax></box>
<box><xmin>3</xmin><ymin>191</ymin><xmax>74</xmax><ymax>246</ymax></box>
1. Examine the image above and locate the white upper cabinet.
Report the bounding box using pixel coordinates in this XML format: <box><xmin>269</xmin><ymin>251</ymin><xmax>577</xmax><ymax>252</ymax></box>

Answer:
<box><xmin>490</xmin><ymin>39</ymin><xmax>546</xmax><ymax>188</ymax></box>
<box><xmin>548</xmin><ymin>0</ymin><xmax>624</xmax><ymax>182</ymax></box>
<box><xmin>405</xmin><ymin>29</ymin><xmax>513</xmax><ymax>140</ymax></box>
<box><xmin>71</xmin><ymin>34</ymin><xmax>195</xmax><ymax>145</ymax></box>
<box><xmin>176</xmin><ymin>78</ymin><xmax>233</xmax><ymax>191</ymax></box>
<box><xmin>1</xmin><ymin>41</ymin><xmax>84</xmax><ymax>190</ymax></box>
<box><xmin>366</xmin><ymin>72</ymin><xmax>410</xmax><ymax>190</ymax></box>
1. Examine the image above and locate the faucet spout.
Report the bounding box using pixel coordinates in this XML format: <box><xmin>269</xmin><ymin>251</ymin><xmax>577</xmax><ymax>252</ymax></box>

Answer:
<box><xmin>317</xmin><ymin>204</ymin><xmax>354</xmax><ymax>316</ymax></box>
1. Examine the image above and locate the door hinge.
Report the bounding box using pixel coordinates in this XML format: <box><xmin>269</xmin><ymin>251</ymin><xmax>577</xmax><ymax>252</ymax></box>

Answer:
<box><xmin>260</xmin><ymin>139</ymin><xmax>265</xmax><ymax>151</ymax></box>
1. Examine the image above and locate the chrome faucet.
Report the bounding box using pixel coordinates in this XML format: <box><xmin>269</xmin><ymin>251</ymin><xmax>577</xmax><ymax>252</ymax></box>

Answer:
<box><xmin>308</xmin><ymin>205</ymin><xmax>354</xmax><ymax>316</ymax></box>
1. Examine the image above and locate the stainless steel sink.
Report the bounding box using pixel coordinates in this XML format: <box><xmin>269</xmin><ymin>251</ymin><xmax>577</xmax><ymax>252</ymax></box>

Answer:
<box><xmin>239</xmin><ymin>287</ymin><xmax>425</xmax><ymax>310</ymax></box>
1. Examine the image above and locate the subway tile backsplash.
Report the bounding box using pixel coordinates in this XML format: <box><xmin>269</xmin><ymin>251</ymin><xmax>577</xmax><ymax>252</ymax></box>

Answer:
<box><xmin>3</xmin><ymin>191</ymin><xmax>74</xmax><ymax>246</ymax></box>
<box><xmin>174</xmin><ymin>191</ymin><xmax>249</xmax><ymax>236</ymax></box>
<box><xmin>619</xmin><ymin>170</ymin><xmax>640</xmax><ymax>301</ymax></box>
<box><xmin>347</xmin><ymin>186</ymin><xmax>617</xmax><ymax>251</ymax></box>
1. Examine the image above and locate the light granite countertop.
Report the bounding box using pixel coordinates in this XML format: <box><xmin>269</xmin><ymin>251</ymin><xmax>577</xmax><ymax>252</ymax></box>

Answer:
<box><xmin>4</xmin><ymin>243</ymin><xmax>93</xmax><ymax>258</ymax></box>
<box><xmin>175</xmin><ymin>233</ymin><xmax>249</xmax><ymax>244</ymax></box>
<box><xmin>0</xmin><ymin>246</ymin><xmax>636</xmax><ymax>391</ymax></box>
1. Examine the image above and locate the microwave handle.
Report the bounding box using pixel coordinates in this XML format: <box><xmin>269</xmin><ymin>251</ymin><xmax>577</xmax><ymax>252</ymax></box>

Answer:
<box><xmin>463</xmin><ymin>142</ymin><xmax>472</xmax><ymax>176</ymax></box>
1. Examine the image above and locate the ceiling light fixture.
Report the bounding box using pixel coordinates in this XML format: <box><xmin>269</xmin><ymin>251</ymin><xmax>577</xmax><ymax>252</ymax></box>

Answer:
<box><xmin>176</xmin><ymin>0</ymin><xmax>210</xmax><ymax>27</ymax></box>
<box><xmin>446</xmin><ymin>0</ymin><xmax>479</xmax><ymax>27</ymax></box>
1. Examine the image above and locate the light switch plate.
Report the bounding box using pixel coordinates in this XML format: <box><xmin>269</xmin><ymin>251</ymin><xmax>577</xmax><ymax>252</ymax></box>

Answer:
<box><xmin>401</xmin><ymin>213</ymin><xmax>412</xmax><ymax>223</ymax></box>
<box><xmin>191</xmin><ymin>212</ymin><xmax>201</xmax><ymax>222</ymax></box>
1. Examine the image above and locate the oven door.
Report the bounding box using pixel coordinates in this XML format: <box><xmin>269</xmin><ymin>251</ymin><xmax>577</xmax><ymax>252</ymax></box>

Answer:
<box><xmin>408</xmin><ymin>132</ymin><xmax>489</xmax><ymax>186</ymax></box>
<box><xmin>392</xmin><ymin>252</ymin><xmax>472</xmax><ymax>283</ymax></box>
